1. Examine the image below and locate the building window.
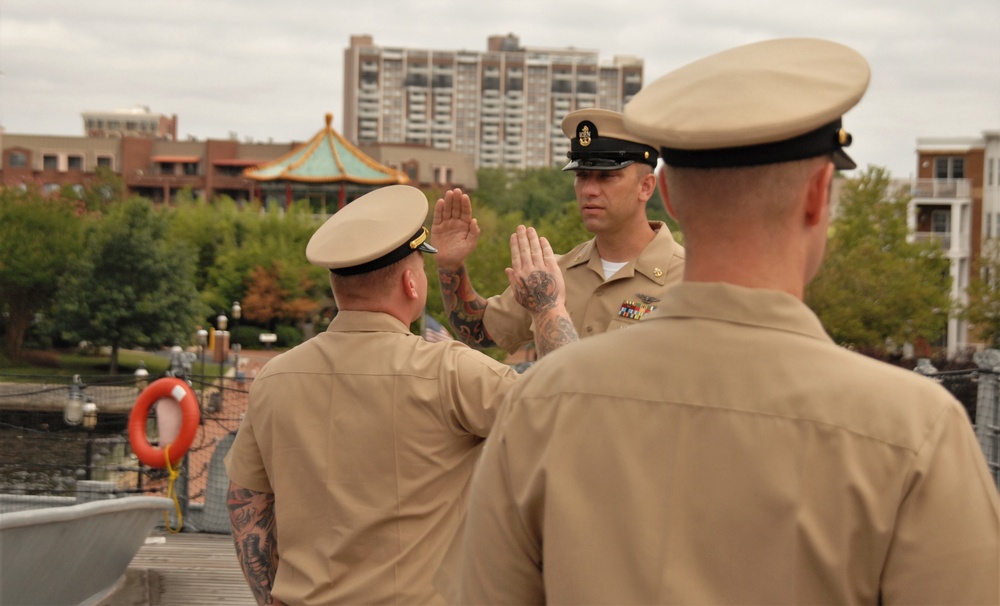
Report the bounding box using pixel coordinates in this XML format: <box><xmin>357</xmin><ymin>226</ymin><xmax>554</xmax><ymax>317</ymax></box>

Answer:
<box><xmin>43</xmin><ymin>154</ymin><xmax>58</xmax><ymax>170</ymax></box>
<box><xmin>931</xmin><ymin>209</ymin><xmax>950</xmax><ymax>233</ymax></box>
<box><xmin>43</xmin><ymin>183</ymin><xmax>60</xmax><ymax>194</ymax></box>
<box><xmin>68</xmin><ymin>155</ymin><xmax>84</xmax><ymax>171</ymax></box>
<box><xmin>934</xmin><ymin>156</ymin><xmax>965</xmax><ymax>179</ymax></box>
<box><xmin>182</xmin><ymin>162</ymin><xmax>199</xmax><ymax>176</ymax></box>
<box><xmin>989</xmin><ymin>158</ymin><xmax>995</xmax><ymax>186</ymax></box>
<box><xmin>97</xmin><ymin>156</ymin><xmax>113</xmax><ymax>169</ymax></box>
<box><xmin>433</xmin><ymin>165</ymin><xmax>454</xmax><ymax>185</ymax></box>
<box><xmin>8</xmin><ymin>151</ymin><xmax>27</xmax><ymax>168</ymax></box>
<box><xmin>402</xmin><ymin>160</ymin><xmax>419</xmax><ymax>182</ymax></box>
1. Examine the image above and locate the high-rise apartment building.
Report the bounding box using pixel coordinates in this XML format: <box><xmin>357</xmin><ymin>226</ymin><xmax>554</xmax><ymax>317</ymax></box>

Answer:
<box><xmin>343</xmin><ymin>34</ymin><xmax>644</xmax><ymax>169</ymax></box>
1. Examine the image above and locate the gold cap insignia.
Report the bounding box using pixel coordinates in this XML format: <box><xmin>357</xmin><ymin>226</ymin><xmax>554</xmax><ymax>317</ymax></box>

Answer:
<box><xmin>579</xmin><ymin>125</ymin><xmax>592</xmax><ymax>147</ymax></box>
<box><xmin>409</xmin><ymin>226</ymin><xmax>429</xmax><ymax>250</ymax></box>
<box><xmin>838</xmin><ymin>128</ymin><xmax>851</xmax><ymax>146</ymax></box>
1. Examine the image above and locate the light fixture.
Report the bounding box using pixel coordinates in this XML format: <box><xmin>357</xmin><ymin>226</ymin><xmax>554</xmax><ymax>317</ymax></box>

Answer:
<box><xmin>134</xmin><ymin>362</ymin><xmax>149</xmax><ymax>391</ymax></box>
<box><xmin>64</xmin><ymin>374</ymin><xmax>84</xmax><ymax>426</ymax></box>
<box><xmin>82</xmin><ymin>398</ymin><xmax>98</xmax><ymax>430</ymax></box>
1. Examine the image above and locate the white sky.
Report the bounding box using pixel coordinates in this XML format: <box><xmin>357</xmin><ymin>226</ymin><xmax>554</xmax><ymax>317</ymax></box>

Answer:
<box><xmin>1</xmin><ymin>0</ymin><xmax>998</xmax><ymax>178</ymax></box>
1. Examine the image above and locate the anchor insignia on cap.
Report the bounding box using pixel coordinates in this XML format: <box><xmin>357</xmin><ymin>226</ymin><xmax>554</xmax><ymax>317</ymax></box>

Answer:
<box><xmin>579</xmin><ymin>125</ymin><xmax>592</xmax><ymax>147</ymax></box>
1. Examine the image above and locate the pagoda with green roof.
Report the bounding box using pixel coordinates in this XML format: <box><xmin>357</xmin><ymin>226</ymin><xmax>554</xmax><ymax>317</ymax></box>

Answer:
<box><xmin>244</xmin><ymin>113</ymin><xmax>408</xmax><ymax>212</ymax></box>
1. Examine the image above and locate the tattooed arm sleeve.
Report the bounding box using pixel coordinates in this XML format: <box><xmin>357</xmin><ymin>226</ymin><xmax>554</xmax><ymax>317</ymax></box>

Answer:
<box><xmin>228</xmin><ymin>482</ymin><xmax>286</xmax><ymax>606</ymax></box>
<box><xmin>439</xmin><ymin>264</ymin><xmax>498</xmax><ymax>349</ymax></box>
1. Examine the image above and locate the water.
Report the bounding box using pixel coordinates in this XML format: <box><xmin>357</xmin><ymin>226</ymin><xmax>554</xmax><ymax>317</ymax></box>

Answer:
<box><xmin>0</xmin><ymin>426</ymin><xmax>140</xmax><ymax>496</ymax></box>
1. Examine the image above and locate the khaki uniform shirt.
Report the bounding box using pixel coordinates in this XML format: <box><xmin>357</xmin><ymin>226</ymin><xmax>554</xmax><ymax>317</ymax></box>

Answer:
<box><xmin>457</xmin><ymin>283</ymin><xmax>1000</xmax><ymax>604</ymax></box>
<box><xmin>483</xmin><ymin>221</ymin><xmax>684</xmax><ymax>353</ymax></box>
<box><xmin>225</xmin><ymin>311</ymin><xmax>518</xmax><ymax>606</ymax></box>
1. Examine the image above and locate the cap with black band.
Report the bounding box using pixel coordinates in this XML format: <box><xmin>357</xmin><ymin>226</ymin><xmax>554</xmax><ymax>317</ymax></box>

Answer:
<box><xmin>561</xmin><ymin>108</ymin><xmax>659</xmax><ymax>172</ymax></box>
<box><xmin>623</xmin><ymin>38</ymin><xmax>870</xmax><ymax>170</ymax></box>
<box><xmin>306</xmin><ymin>184</ymin><xmax>436</xmax><ymax>275</ymax></box>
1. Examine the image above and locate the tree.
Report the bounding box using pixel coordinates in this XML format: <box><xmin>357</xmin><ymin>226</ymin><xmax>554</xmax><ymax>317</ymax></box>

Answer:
<box><xmin>242</xmin><ymin>263</ymin><xmax>320</xmax><ymax>330</ymax></box>
<box><xmin>474</xmin><ymin>167</ymin><xmax>575</xmax><ymax>220</ymax></box>
<box><xmin>166</xmin><ymin>192</ymin><xmax>241</xmax><ymax>293</ymax></box>
<box><xmin>0</xmin><ymin>186</ymin><xmax>85</xmax><ymax>364</ymax></box>
<box><xmin>806</xmin><ymin>166</ymin><xmax>952</xmax><ymax>355</ymax></box>
<box><xmin>200</xmin><ymin>200</ymin><xmax>327</xmax><ymax>329</ymax></box>
<box><xmin>962</xmin><ymin>238</ymin><xmax>1000</xmax><ymax>346</ymax></box>
<box><xmin>55</xmin><ymin>197</ymin><xmax>203</xmax><ymax>374</ymax></box>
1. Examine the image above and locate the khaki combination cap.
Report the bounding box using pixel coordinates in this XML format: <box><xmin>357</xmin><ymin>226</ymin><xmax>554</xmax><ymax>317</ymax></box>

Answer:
<box><xmin>306</xmin><ymin>184</ymin><xmax>436</xmax><ymax>275</ymax></box>
<box><xmin>623</xmin><ymin>38</ymin><xmax>870</xmax><ymax>170</ymax></box>
<box><xmin>561</xmin><ymin>108</ymin><xmax>659</xmax><ymax>171</ymax></box>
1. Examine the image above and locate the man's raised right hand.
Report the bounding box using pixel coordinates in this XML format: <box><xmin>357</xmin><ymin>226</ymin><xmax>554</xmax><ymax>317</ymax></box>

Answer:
<box><xmin>431</xmin><ymin>188</ymin><xmax>481</xmax><ymax>271</ymax></box>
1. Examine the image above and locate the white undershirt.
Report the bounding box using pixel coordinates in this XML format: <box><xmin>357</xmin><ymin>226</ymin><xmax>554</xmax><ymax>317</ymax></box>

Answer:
<box><xmin>601</xmin><ymin>259</ymin><xmax>628</xmax><ymax>280</ymax></box>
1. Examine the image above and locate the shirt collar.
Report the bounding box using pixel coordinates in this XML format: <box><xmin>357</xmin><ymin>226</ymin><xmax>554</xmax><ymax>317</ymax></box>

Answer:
<box><xmin>565</xmin><ymin>222</ymin><xmax>682</xmax><ymax>285</ymax></box>
<box><xmin>659</xmin><ymin>282</ymin><xmax>832</xmax><ymax>343</ymax></box>
<box><xmin>327</xmin><ymin>310</ymin><xmax>412</xmax><ymax>335</ymax></box>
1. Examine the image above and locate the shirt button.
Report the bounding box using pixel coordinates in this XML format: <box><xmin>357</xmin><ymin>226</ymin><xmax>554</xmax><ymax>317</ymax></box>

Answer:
<box><xmin>586</xmin><ymin>326</ymin><xmax>593</xmax><ymax>333</ymax></box>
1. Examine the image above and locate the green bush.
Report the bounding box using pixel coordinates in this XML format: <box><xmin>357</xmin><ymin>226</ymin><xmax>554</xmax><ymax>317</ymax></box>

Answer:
<box><xmin>274</xmin><ymin>325</ymin><xmax>303</xmax><ymax>348</ymax></box>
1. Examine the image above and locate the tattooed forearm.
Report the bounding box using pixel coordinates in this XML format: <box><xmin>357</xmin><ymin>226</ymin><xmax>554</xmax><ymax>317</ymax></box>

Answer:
<box><xmin>439</xmin><ymin>265</ymin><xmax>497</xmax><ymax>348</ymax></box>
<box><xmin>512</xmin><ymin>270</ymin><xmax>577</xmax><ymax>356</ymax></box>
<box><xmin>228</xmin><ymin>483</ymin><xmax>285</xmax><ymax>605</ymax></box>
<box><xmin>534</xmin><ymin>314</ymin><xmax>578</xmax><ymax>356</ymax></box>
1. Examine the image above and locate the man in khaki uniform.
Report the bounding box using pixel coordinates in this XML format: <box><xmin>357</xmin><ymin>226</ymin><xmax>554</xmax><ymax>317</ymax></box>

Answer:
<box><xmin>432</xmin><ymin>108</ymin><xmax>685</xmax><ymax>356</ymax></box>
<box><xmin>224</xmin><ymin>185</ymin><xmax>572</xmax><ymax>605</ymax></box>
<box><xmin>455</xmin><ymin>39</ymin><xmax>1000</xmax><ymax>604</ymax></box>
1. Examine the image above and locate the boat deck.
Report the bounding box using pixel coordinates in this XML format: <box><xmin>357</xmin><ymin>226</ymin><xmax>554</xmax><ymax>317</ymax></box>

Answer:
<box><xmin>100</xmin><ymin>531</ymin><xmax>255</xmax><ymax>605</ymax></box>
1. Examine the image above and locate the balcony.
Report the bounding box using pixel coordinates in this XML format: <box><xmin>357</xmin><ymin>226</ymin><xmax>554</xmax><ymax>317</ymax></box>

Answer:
<box><xmin>913</xmin><ymin>231</ymin><xmax>952</xmax><ymax>250</ymax></box>
<box><xmin>911</xmin><ymin>178</ymin><xmax>972</xmax><ymax>200</ymax></box>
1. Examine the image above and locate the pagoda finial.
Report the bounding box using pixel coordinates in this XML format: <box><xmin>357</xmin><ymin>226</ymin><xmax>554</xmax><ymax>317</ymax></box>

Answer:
<box><xmin>325</xmin><ymin>112</ymin><xmax>333</xmax><ymax>128</ymax></box>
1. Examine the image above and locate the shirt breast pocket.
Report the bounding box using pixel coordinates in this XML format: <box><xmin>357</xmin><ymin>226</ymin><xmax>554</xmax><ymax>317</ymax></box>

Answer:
<box><xmin>606</xmin><ymin>317</ymin><xmax>639</xmax><ymax>331</ymax></box>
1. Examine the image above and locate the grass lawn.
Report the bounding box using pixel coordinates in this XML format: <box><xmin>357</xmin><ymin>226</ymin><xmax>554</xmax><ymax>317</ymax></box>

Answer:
<box><xmin>0</xmin><ymin>348</ymin><xmax>225</xmax><ymax>380</ymax></box>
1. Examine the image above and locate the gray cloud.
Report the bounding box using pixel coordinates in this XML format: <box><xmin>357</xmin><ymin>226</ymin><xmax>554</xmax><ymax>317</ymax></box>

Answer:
<box><xmin>1</xmin><ymin>0</ymin><xmax>997</xmax><ymax>177</ymax></box>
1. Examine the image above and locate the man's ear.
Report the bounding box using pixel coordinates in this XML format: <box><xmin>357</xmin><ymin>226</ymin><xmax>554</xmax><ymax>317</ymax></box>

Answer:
<box><xmin>804</xmin><ymin>161</ymin><xmax>835</xmax><ymax>227</ymax></box>
<box><xmin>637</xmin><ymin>169</ymin><xmax>657</xmax><ymax>203</ymax></box>
<box><xmin>657</xmin><ymin>169</ymin><xmax>678</xmax><ymax>221</ymax></box>
<box><xmin>401</xmin><ymin>268</ymin><xmax>419</xmax><ymax>300</ymax></box>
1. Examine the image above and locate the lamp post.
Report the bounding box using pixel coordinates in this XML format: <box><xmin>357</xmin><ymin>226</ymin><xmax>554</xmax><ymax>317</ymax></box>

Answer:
<box><xmin>82</xmin><ymin>397</ymin><xmax>98</xmax><ymax>481</ymax></box>
<box><xmin>216</xmin><ymin>312</ymin><xmax>228</xmax><ymax>382</ymax></box>
<box><xmin>231</xmin><ymin>301</ymin><xmax>242</xmax><ymax>381</ymax></box>
<box><xmin>197</xmin><ymin>329</ymin><xmax>208</xmax><ymax>376</ymax></box>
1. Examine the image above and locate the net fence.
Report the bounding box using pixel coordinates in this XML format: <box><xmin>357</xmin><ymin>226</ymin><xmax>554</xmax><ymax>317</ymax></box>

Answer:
<box><xmin>0</xmin><ymin>372</ymin><xmax>247</xmax><ymax>533</ymax></box>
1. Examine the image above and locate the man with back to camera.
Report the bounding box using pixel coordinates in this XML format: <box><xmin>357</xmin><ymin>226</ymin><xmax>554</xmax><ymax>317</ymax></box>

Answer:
<box><xmin>223</xmin><ymin>184</ymin><xmax>574</xmax><ymax>605</ymax></box>
<box><xmin>431</xmin><ymin>108</ymin><xmax>685</xmax><ymax>357</ymax></box>
<box><xmin>454</xmin><ymin>38</ymin><xmax>1000</xmax><ymax>604</ymax></box>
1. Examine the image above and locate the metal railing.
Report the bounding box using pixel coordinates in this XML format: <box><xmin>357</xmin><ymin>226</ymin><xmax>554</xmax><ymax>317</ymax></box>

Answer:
<box><xmin>910</xmin><ymin>178</ymin><xmax>972</xmax><ymax>200</ymax></box>
<box><xmin>916</xmin><ymin>352</ymin><xmax>1000</xmax><ymax>490</ymax></box>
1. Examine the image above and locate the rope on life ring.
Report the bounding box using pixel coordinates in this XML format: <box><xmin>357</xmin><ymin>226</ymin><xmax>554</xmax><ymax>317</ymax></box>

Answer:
<box><xmin>128</xmin><ymin>377</ymin><xmax>201</xmax><ymax>468</ymax></box>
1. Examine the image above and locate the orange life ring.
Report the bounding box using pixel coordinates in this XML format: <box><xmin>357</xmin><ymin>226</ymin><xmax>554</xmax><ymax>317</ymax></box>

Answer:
<box><xmin>128</xmin><ymin>377</ymin><xmax>201</xmax><ymax>468</ymax></box>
